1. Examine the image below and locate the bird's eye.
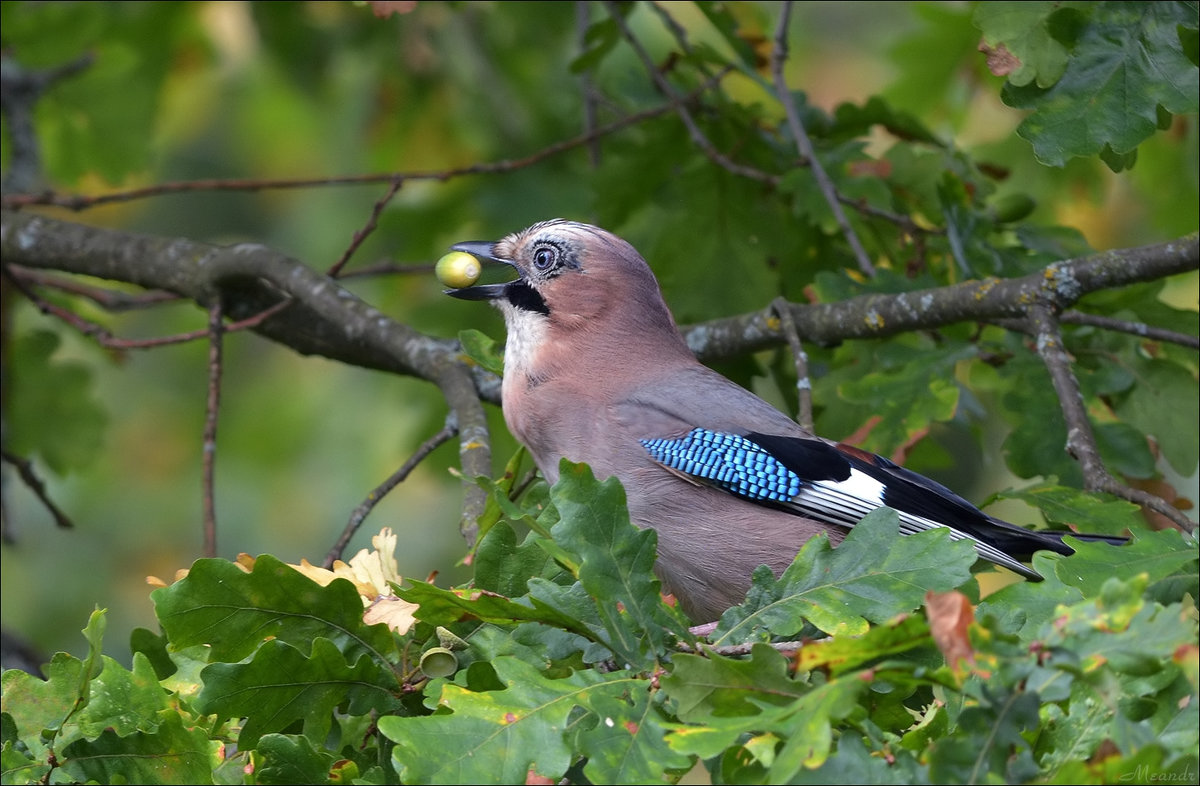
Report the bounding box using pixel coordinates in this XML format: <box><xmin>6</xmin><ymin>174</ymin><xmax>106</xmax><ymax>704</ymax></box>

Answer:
<box><xmin>532</xmin><ymin>245</ymin><xmax>558</xmax><ymax>271</ymax></box>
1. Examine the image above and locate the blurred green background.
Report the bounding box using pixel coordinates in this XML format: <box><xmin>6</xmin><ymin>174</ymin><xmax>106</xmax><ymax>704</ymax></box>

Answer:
<box><xmin>2</xmin><ymin>1</ymin><xmax>1196</xmax><ymax>665</ymax></box>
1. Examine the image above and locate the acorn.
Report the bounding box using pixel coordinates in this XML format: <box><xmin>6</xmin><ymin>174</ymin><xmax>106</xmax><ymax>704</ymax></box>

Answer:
<box><xmin>436</xmin><ymin>626</ymin><xmax>469</xmax><ymax>652</ymax></box>
<box><xmin>435</xmin><ymin>251</ymin><xmax>482</xmax><ymax>289</ymax></box>
<box><xmin>419</xmin><ymin>647</ymin><xmax>459</xmax><ymax>679</ymax></box>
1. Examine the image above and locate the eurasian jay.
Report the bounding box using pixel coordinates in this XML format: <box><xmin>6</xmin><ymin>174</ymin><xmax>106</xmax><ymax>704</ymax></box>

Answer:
<box><xmin>447</xmin><ymin>219</ymin><xmax>1117</xmax><ymax>621</ymax></box>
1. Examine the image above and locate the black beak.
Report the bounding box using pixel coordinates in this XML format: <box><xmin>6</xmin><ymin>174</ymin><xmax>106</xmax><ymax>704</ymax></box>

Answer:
<box><xmin>445</xmin><ymin>240</ymin><xmax>516</xmax><ymax>301</ymax></box>
<box><xmin>449</xmin><ymin>240</ymin><xmax>508</xmax><ymax>265</ymax></box>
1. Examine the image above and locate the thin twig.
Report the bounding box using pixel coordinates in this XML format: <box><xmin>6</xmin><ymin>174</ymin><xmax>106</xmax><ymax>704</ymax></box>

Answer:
<box><xmin>327</xmin><ymin>177</ymin><xmax>404</xmax><ymax>278</ymax></box>
<box><xmin>2</xmin><ymin>75</ymin><xmax>729</xmax><ymax>211</ymax></box>
<box><xmin>603</xmin><ymin>1</ymin><xmax>775</xmax><ymax>185</ymax></box>
<box><xmin>324</xmin><ymin>416</ymin><xmax>460</xmax><ymax>567</ymax></box>
<box><xmin>576</xmin><ymin>1</ymin><xmax>603</xmax><ymax>169</ymax></box>
<box><xmin>1028</xmin><ymin>303</ymin><xmax>1193</xmax><ymax>532</ymax></box>
<box><xmin>202</xmin><ymin>300</ymin><xmax>224</xmax><ymax>557</ymax></box>
<box><xmin>0</xmin><ymin>450</ymin><xmax>75</xmax><ymax>535</ymax></box>
<box><xmin>648</xmin><ymin>1</ymin><xmax>695</xmax><ymax>57</ymax></box>
<box><xmin>1061</xmin><ymin>310</ymin><xmax>1200</xmax><ymax>349</ymax></box>
<box><xmin>5</xmin><ymin>267</ymin><xmax>292</xmax><ymax>350</ymax></box>
<box><xmin>770</xmin><ymin>2</ymin><xmax>875</xmax><ymax>276</ymax></box>
<box><xmin>6</xmin><ymin>266</ymin><xmax>179</xmax><ymax>310</ymax></box>
<box><xmin>772</xmin><ymin>296</ymin><xmax>813</xmax><ymax>431</ymax></box>
<box><xmin>840</xmin><ymin>195</ymin><xmax>943</xmax><ymax>236</ymax></box>
<box><xmin>602</xmin><ymin>1</ymin><xmax>924</xmax><ymax>245</ymax></box>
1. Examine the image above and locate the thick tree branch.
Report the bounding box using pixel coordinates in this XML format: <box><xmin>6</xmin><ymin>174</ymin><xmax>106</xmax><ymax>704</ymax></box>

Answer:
<box><xmin>1</xmin><ymin>209</ymin><xmax>461</xmax><ymax>375</ymax></box>
<box><xmin>1</xmin><ymin>208</ymin><xmax>493</xmax><ymax>534</ymax></box>
<box><xmin>684</xmin><ymin>234</ymin><xmax>1200</xmax><ymax>361</ymax></box>
<box><xmin>4</xmin><ymin>210</ymin><xmax>1195</xmax><ymax>388</ymax></box>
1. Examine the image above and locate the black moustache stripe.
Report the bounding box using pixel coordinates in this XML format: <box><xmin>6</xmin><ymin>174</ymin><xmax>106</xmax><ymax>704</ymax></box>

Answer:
<box><xmin>506</xmin><ymin>280</ymin><xmax>550</xmax><ymax>316</ymax></box>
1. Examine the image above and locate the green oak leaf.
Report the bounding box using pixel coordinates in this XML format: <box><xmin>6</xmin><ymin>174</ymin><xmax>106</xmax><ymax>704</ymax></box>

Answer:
<box><xmin>548</xmin><ymin>460</ymin><xmax>692</xmax><ymax>668</ymax></box>
<box><xmin>665</xmin><ymin>668</ymin><xmax>868</xmax><ymax>778</ymax></box>
<box><xmin>57</xmin><ymin>711</ymin><xmax>222</xmax><ymax>785</ymax></box>
<box><xmin>927</xmin><ymin>687</ymin><xmax>1041</xmax><ymax>784</ymax></box>
<box><xmin>992</xmin><ymin>480</ymin><xmax>1143</xmax><ymax>536</ymax></box>
<box><xmin>253</xmin><ymin>733</ymin><xmax>340</xmax><ymax>785</ymax></box>
<box><xmin>7</xmin><ymin>330</ymin><xmax>108</xmax><ymax>476</ymax></box>
<box><xmin>153</xmin><ymin>554</ymin><xmax>397</xmax><ymax>664</ymax></box>
<box><xmin>75</xmin><ymin>653</ymin><xmax>172</xmax><ymax>739</ymax></box>
<box><xmin>1039</xmin><ymin>574</ymin><xmax>1198</xmax><ymax>678</ymax></box>
<box><xmin>1045</xmin><ymin>529</ymin><xmax>1198</xmax><ymax>597</ymax></box>
<box><xmin>398</xmin><ymin>578</ymin><xmax>596</xmax><ymax>639</ymax></box>
<box><xmin>837</xmin><ymin>365</ymin><xmax>963</xmax><ymax>455</ymax></box>
<box><xmin>380</xmin><ymin>656</ymin><xmax>634</xmax><ymax>784</ymax></box>
<box><xmin>1115</xmin><ymin>357</ymin><xmax>1200</xmax><ymax>476</ymax></box>
<box><xmin>713</xmin><ymin>508</ymin><xmax>976</xmax><ymax>643</ymax></box>
<box><xmin>457</xmin><ymin>328</ymin><xmax>505</xmax><ymax>377</ymax></box>
<box><xmin>577</xmin><ymin>689</ymin><xmax>694</xmax><ymax>784</ymax></box>
<box><xmin>197</xmin><ymin>637</ymin><xmax>402</xmax><ymax>749</ymax></box>
<box><xmin>1001</xmin><ymin>3</ymin><xmax>1200</xmax><ymax>167</ymax></box>
<box><xmin>1</xmin><ymin>654</ymin><xmax>85</xmax><ymax>760</ymax></box>
<box><xmin>664</xmin><ymin>644</ymin><xmax>806</xmax><ymax>722</ymax></box>
<box><xmin>974</xmin><ymin>1</ymin><xmax>1076</xmax><ymax>87</ymax></box>
<box><xmin>790</xmin><ymin>732</ymin><xmax>929</xmax><ymax>785</ymax></box>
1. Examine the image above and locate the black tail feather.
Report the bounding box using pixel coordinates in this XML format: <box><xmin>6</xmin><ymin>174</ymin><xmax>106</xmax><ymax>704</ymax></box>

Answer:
<box><xmin>980</xmin><ymin>516</ymin><xmax>1129</xmax><ymax>560</ymax></box>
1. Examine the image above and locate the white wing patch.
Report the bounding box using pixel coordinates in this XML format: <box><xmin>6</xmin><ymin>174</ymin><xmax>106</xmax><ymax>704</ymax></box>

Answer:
<box><xmin>791</xmin><ymin>469</ymin><xmax>1030</xmax><ymax>575</ymax></box>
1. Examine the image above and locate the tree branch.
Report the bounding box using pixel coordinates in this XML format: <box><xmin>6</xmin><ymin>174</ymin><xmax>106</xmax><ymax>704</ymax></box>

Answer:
<box><xmin>3</xmin><ymin>211</ymin><xmax>1195</xmax><ymax>537</ymax></box>
<box><xmin>770</xmin><ymin>2</ymin><xmax>875</xmax><ymax>276</ymax></box>
<box><xmin>1028</xmin><ymin>303</ymin><xmax>1194</xmax><ymax>532</ymax></box>
<box><xmin>603</xmin><ymin>1</ymin><xmax>775</xmax><ymax>185</ymax></box>
<box><xmin>4</xmin><ymin>211</ymin><xmax>1195</xmax><ymax>390</ymax></box>
<box><xmin>202</xmin><ymin>299</ymin><xmax>223</xmax><ymax>557</ymax></box>
<box><xmin>327</xmin><ymin>177</ymin><xmax>404</xmax><ymax>277</ymax></box>
<box><xmin>1</xmin><ymin>73</ymin><xmax>731</xmax><ymax>212</ymax></box>
<box><xmin>771</xmin><ymin>296</ymin><xmax>814</xmax><ymax>431</ymax></box>
<box><xmin>0</xmin><ymin>450</ymin><xmax>75</xmax><ymax>538</ymax></box>
<box><xmin>1</xmin><ymin>208</ymin><xmax>495</xmax><ymax>539</ymax></box>
<box><xmin>1061</xmin><ymin>310</ymin><xmax>1200</xmax><ymax>349</ymax></box>
<box><xmin>683</xmin><ymin>234</ymin><xmax>1200</xmax><ymax>361</ymax></box>
<box><xmin>324</xmin><ymin>416</ymin><xmax>460</xmax><ymax>568</ymax></box>
<box><xmin>1</xmin><ymin>53</ymin><xmax>94</xmax><ymax>194</ymax></box>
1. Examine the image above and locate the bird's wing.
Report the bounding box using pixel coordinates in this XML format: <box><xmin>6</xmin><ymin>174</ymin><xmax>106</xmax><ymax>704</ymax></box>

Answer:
<box><xmin>638</xmin><ymin>426</ymin><xmax>1043</xmax><ymax>579</ymax></box>
<box><xmin>616</xmin><ymin>365</ymin><xmax>1065</xmax><ymax>579</ymax></box>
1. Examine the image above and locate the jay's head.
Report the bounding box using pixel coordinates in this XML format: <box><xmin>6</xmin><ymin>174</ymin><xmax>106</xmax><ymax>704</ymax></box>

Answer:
<box><xmin>446</xmin><ymin>219</ymin><xmax>684</xmax><ymax>346</ymax></box>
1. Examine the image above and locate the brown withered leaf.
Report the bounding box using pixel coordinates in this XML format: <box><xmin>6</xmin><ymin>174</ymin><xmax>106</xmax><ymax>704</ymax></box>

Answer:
<box><xmin>926</xmin><ymin>590</ymin><xmax>975</xmax><ymax>671</ymax></box>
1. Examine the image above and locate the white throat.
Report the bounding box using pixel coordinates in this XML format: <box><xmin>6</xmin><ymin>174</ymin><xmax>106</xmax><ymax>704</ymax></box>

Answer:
<box><xmin>498</xmin><ymin>302</ymin><xmax>550</xmax><ymax>380</ymax></box>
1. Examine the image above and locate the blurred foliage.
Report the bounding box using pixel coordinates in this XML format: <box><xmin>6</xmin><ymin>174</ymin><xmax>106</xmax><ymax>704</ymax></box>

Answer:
<box><xmin>1</xmin><ymin>1</ymin><xmax>1198</xmax><ymax>782</ymax></box>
